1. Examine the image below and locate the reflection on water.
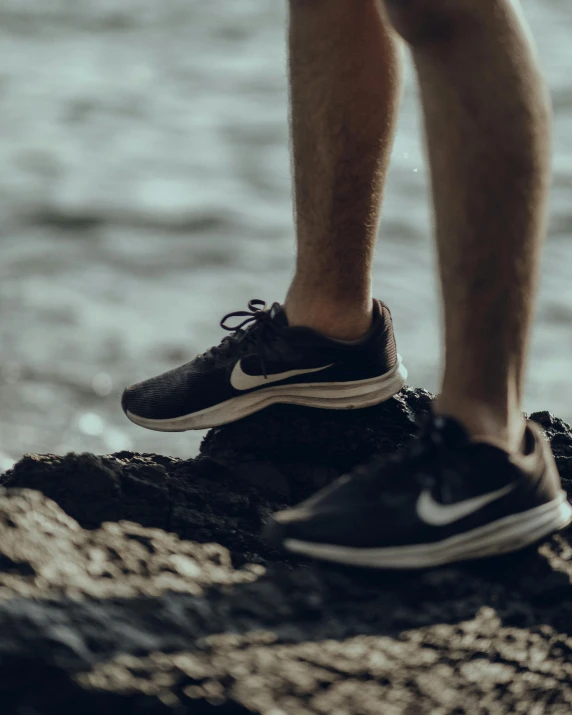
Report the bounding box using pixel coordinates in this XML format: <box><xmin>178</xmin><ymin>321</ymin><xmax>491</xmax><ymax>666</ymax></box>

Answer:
<box><xmin>0</xmin><ymin>0</ymin><xmax>571</xmax><ymax>469</ymax></box>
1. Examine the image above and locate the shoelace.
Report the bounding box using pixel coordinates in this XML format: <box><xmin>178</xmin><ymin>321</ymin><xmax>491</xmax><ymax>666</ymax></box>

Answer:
<box><xmin>204</xmin><ymin>299</ymin><xmax>281</xmax><ymax>378</ymax></box>
<box><xmin>353</xmin><ymin>416</ymin><xmax>467</xmax><ymax>502</ymax></box>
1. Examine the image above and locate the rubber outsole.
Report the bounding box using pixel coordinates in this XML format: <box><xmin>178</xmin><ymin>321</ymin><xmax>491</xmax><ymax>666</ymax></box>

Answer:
<box><xmin>125</xmin><ymin>356</ymin><xmax>408</xmax><ymax>432</ymax></box>
<box><xmin>282</xmin><ymin>492</ymin><xmax>572</xmax><ymax>569</ymax></box>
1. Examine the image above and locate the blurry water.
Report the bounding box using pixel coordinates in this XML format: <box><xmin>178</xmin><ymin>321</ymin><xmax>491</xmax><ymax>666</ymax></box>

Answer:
<box><xmin>1</xmin><ymin>0</ymin><xmax>571</xmax><ymax>469</ymax></box>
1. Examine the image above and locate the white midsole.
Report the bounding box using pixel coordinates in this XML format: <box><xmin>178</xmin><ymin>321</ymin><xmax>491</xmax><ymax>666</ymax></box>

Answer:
<box><xmin>284</xmin><ymin>492</ymin><xmax>572</xmax><ymax>569</ymax></box>
<box><xmin>126</xmin><ymin>356</ymin><xmax>408</xmax><ymax>432</ymax></box>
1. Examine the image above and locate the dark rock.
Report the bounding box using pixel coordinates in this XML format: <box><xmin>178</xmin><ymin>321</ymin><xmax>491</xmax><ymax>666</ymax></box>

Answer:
<box><xmin>0</xmin><ymin>391</ymin><xmax>431</xmax><ymax>564</ymax></box>
<box><xmin>0</xmin><ymin>390</ymin><xmax>571</xmax><ymax>714</ymax></box>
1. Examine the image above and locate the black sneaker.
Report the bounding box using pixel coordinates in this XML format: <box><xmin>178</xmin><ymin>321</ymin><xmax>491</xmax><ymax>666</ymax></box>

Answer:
<box><xmin>122</xmin><ymin>299</ymin><xmax>407</xmax><ymax>431</ymax></box>
<box><xmin>264</xmin><ymin>415</ymin><xmax>572</xmax><ymax>568</ymax></box>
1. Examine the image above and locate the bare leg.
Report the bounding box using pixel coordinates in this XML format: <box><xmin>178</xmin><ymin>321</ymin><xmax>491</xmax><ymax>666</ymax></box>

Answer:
<box><xmin>285</xmin><ymin>0</ymin><xmax>402</xmax><ymax>340</ymax></box>
<box><xmin>383</xmin><ymin>0</ymin><xmax>551</xmax><ymax>450</ymax></box>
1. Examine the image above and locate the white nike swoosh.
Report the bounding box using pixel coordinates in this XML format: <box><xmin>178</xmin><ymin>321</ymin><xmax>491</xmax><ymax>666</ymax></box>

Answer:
<box><xmin>416</xmin><ymin>482</ymin><xmax>518</xmax><ymax>526</ymax></box>
<box><xmin>230</xmin><ymin>360</ymin><xmax>334</xmax><ymax>392</ymax></box>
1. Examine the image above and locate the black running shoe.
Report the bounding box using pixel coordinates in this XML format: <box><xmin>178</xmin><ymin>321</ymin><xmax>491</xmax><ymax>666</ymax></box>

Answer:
<box><xmin>264</xmin><ymin>415</ymin><xmax>572</xmax><ymax>568</ymax></box>
<box><xmin>122</xmin><ymin>299</ymin><xmax>407</xmax><ymax>431</ymax></box>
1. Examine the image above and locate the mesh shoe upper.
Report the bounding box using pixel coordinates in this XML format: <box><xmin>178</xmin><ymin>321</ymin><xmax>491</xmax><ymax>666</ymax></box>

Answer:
<box><xmin>267</xmin><ymin>415</ymin><xmax>564</xmax><ymax>549</ymax></box>
<box><xmin>122</xmin><ymin>299</ymin><xmax>398</xmax><ymax>421</ymax></box>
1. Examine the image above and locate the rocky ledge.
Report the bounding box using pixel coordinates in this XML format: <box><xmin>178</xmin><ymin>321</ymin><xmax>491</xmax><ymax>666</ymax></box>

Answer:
<box><xmin>0</xmin><ymin>388</ymin><xmax>571</xmax><ymax>715</ymax></box>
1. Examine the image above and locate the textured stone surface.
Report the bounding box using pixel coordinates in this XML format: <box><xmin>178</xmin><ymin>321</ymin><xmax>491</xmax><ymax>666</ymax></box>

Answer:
<box><xmin>0</xmin><ymin>389</ymin><xmax>571</xmax><ymax>714</ymax></box>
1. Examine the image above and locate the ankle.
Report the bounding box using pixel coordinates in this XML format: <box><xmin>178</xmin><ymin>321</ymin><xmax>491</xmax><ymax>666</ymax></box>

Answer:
<box><xmin>284</xmin><ymin>292</ymin><xmax>373</xmax><ymax>341</ymax></box>
<box><xmin>434</xmin><ymin>397</ymin><xmax>526</xmax><ymax>453</ymax></box>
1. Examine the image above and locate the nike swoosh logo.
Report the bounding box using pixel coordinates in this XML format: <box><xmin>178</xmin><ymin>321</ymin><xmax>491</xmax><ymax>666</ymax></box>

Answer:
<box><xmin>230</xmin><ymin>360</ymin><xmax>334</xmax><ymax>392</ymax></box>
<box><xmin>416</xmin><ymin>482</ymin><xmax>517</xmax><ymax>526</ymax></box>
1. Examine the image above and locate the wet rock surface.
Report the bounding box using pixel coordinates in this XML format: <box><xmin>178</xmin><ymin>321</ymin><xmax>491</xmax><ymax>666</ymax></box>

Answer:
<box><xmin>0</xmin><ymin>388</ymin><xmax>571</xmax><ymax>714</ymax></box>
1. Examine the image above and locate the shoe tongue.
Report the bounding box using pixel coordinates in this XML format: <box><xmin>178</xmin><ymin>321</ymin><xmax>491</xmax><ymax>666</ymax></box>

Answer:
<box><xmin>429</xmin><ymin>414</ymin><xmax>517</xmax><ymax>465</ymax></box>
<box><xmin>269</xmin><ymin>303</ymin><xmax>289</xmax><ymax>327</ymax></box>
<box><xmin>426</xmin><ymin>414</ymin><xmax>472</xmax><ymax>447</ymax></box>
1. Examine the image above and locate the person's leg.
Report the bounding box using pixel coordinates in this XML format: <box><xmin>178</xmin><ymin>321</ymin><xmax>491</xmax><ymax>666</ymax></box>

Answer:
<box><xmin>267</xmin><ymin>0</ymin><xmax>571</xmax><ymax>568</ymax></box>
<box><xmin>122</xmin><ymin>0</ymin><xmax>407</xmax><ymax>432</ymax></box>
<box><xmin>384</xmin><ymin>0</ymin><xmax>551</xmax><ymax>451</ymax></box>
<box><xmin>285</xmin><ymin>0</ymin><xmax>402</xmax><ymax>340</ymax></box>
